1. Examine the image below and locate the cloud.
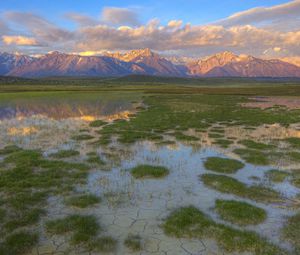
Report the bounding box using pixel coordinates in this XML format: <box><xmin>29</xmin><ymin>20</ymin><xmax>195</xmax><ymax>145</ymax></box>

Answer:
<box><xmin>65</xmin><ymin>12</ymin><xmax>99</xmax><ymax>27</ymax></box>
<box><xmin>1</xmin><ymin>3</ymin><xmax>300</xmax><ymax>58</ymax></box>
<box><xmin>2</xmin><ymin>35</ymin><xmax>38</xmax><ymax>46</ymax></box>
<box><xmin>4</xmin><ymin>12</ymin><xmax>74</xmax><ymax>43</ymax></box>
<box><xmin>101</xmin><ymin>7</ymin><xmax>140</xmax><ymax>26</ymax></box>
<box><xmin>0</xmin><ymin>20</ymin><xmax>9</xmax><ymax>33</ymax></box>
<box><xmin>168</xmin><ymin>20</ymin><xmax>183</xmax><ymax>28</ymax></box>
<box><xmin>216</xmin><ymin>0</ymin><xmax>300</xmax><ymax>28</ymax></box>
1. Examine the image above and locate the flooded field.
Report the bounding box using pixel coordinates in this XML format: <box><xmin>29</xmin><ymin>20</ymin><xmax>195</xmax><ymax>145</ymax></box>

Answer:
<box><xmin>1</xmin><ymin>90</ymin><xmax>300</xmax><ymax>255</ymax></box>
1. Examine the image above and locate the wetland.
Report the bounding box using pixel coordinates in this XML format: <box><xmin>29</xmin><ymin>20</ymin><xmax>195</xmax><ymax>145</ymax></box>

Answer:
<box><xmin>1</xmin><ymin>82</ymin><xmax>300</xmax><ymax>255</ymax></box>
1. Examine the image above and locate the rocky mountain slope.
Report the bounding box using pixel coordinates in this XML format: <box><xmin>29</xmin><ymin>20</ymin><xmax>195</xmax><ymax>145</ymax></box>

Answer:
<box><xmin>2</xmin><ymin>49</ymin><xmax>300</xmax><ymax>78</ymax></box>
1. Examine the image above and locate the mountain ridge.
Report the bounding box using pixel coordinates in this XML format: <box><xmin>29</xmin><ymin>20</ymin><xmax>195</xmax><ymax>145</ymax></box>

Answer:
<box><xmin>1</xmin><ymin>49</ymin><xmax>300</xmax><ymax>78</ymax></box>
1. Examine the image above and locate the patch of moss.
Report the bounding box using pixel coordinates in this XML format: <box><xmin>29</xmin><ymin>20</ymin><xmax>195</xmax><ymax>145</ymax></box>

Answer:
<box><xmin>204</xmin><ymin>157</ymin><xmax>244</xmax><ymax>174</ymax></box>
<box><xmin>124</xmin><ymin>234</ymin><xmax>142</xmax><ymax>251</ymax></box>
<box><xmin>50</xmin><ymin>150</ymin><xmax>80</xmax><ymax>159</ymax></box>
<box><xmin>163</xmin><ymin>206</ymin><xmax>285</xmax><ymax>255</ymax></box>
<box><xmin>201</xmin><ymin>174</ymin><xmax>281</xmax><ymax>203</ymax></box>
<box><xmin>215</xmin><ymin>199</ymin><xmax>267</xmax><ymax>226</ymax></box>
<box><xmin>66</xmin><ymin>194</ymin><xmax>101</xmax><ymax>208</ymax></box>
<box><xmin>131</xmin><ymin>165</ymin><xmax>169</xmax><ymax>179</ymax></box>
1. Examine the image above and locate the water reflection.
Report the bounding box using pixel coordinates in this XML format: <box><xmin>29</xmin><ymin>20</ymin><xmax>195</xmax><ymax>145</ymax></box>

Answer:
<box><xmin>0</xmin><ymin>92</ymin><xmax>136</xmax><ymax>120</ymax></box>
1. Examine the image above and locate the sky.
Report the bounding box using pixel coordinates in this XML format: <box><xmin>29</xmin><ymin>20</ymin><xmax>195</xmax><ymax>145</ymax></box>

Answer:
<box><xmin>0</xmin><ymin>0</ymin><xmax>300</xmax><ymax>59</ymax></box>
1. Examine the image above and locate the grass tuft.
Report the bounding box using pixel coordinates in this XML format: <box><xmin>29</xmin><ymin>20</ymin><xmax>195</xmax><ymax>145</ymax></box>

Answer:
<box><xmin>131</xmin><ymin>165</ymin><xmax>169</xmax><ymax>179</ymax></box>
<box><xmin>124</xmin><ymin>234</ymin><xmax>142</xmax><ymax>251</ymax></box>
<box><xmin>204</xmin><ymin>157</ymin><xmax>244</xmax><ymax>174</ymax></box>
<box><xmin>49</xmin><ymin>150</ymin><xmax>80</xmax><ymax>159</ymax></box>
<box><xmin>215</xmin><ymin>199</ymin><xmax>267</xmax><ymax>226</ymax></box>
<box><xmin>201</xmin><ymin>174</ymin><xmax>281</xmax><ymax>203</ymax></box>
<box><xmin>66</xmin><ymin>194</ymin><xmax>101</xmax><ymax>208</ymax></box>
<box><xmin>163</xmin><ymin>206</ymin><xmax>285</xmax><ymax>255</ymax></box>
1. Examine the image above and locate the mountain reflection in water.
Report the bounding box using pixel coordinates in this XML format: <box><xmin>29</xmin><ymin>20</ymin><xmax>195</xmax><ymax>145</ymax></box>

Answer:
<box><xmin>0</xmin><ymin>93</ymin><xmax>136</xmax><ymax>120</ymax></box>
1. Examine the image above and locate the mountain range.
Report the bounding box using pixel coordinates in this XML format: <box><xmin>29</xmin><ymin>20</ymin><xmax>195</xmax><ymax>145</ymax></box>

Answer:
<box><xmin>1</xmin><ymin>49</ymin><xmax>300</xmax><ymax>78</ymax></box>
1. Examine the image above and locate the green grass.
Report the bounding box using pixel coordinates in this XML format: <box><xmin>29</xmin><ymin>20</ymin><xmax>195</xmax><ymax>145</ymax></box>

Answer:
<box><xmin>215</xmin><ymin>199</ymin><xmax>267</xmax><ymax>226</ymax></box>
<box><xmin>163</xmin><ymin>206</ymin><xmax>285</xmax><ymax>255</ymax></box>
<box><xmin>49</xmin><ymin>150</ymin><xmax>80</xmax><ymax>159</ymax></box>
<box><xmin>0</xmin><ymin>145</ymin><xmax>22</xmax><ymax>155</ymax></box>
<box><xmin>173</xmin><ymin>132</ymin><xmax>199</xmax><ymax>141</ymax></box>
<box><xmin>66</xmin><ymin>194</ymin><xmax>101</xmax><ymax>208</ymax></box>
<box><xmin>291</xmin><ymin>169</ymin><xmax>300</xmax><ymax>188</ymax></box>
<box><xmin>265</xmin><ymin>170</ymin><xmax>290</xmax><ymax>183</ymax></box>
<box><xmin>4</xmin><ymin>208</ymin><xmax>45</xmax><ymax>231</ymax></box>
<box><xmin>124</xmin><ymin>234</ymin><xmax>142</xmax><ymax>251</ymax></box>
<box><xmin>46</xmin><ymin>214</ymin><xmax>100</xmax><ymax>245</ymax></box>
<box><xmin>204</xmin><ymin>157</ymin><xmax>244</xmax><ymax>174</ymax></box>
<box><xmin>284</xmin><ymin>137</ymin><xmax>300</xmax><ymax>148</ymax></box>
<box><xmin>87</xmin><ymin>155</ymin><xmax>105</xmax><ymax>166</ymax></box>
<box><xmin>239</xmin><ymin>140</ymin><xmax>275</xmax><ymax>150</ymax></box>
<box><xmin>233</xmin><ymin>148</ymin><xmax>269</xmax><ymax>165</ymax></box>
<box><xmin>89</xmin><ymin>120</ymin><xmax>107</xmax><ymax>127</ymax></box>
<box><xmin>282</xmin><ymin>213</ymin><xmax>300</xmax><ymax>254</ymax></box>
<box><xmin>87</xmin><ymin>236</ymin><xmax>117</xmax><ymax>253</ymax></box>
<box><xmin>72</xmin><ymin>134</ymin><xmax>94</xmax><ymax>141</ymax></box>
<box><xmin>131</xmin><ymin>165</ymin><xmax>169</xmax><ymax>179</ymax></box>
<box><xmin>0</xmin><ymin>231</ymin><xmax>38</xmax><ymax>255</ymax></box>
<box><xmin>0</xmin><ymin>148</ymin><xmax>90</xmax><ymax>248</ymax></box>
<box><xmin>201</xmin><ymin>174</ymin><xmax>281</xmax><ymax>203</ymax></box>
<box><xmin>213</xmin><ymin>139</ymin><xmax>233</xmax><ymax>148</ymax></box>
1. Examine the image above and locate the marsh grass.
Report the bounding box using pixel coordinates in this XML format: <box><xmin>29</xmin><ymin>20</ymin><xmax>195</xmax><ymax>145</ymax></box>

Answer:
<box><xmin>215</xmin><ymin>199</ymin><xmax>267</xmax><ymax>226</ymax></box>
<box><xmin>285</xmin><ymin>137</ymin><xmax>300</xmax><ymax>148</ymax></box>
<box><xmin>201</xmin><ymin>174</ymin><xmax>281</xmax><ymax>203</ymax></box>
<box><xmin>88</xmin><ymin>236</ymin><xmax>117</xmax><ymax>253</ymax></box>
<box><xmin>282</xmin><ymin>213</ymin><xmax>300</xmax><ymax>253</ymax></box>
<box><xmin>46</xmin><ymin>214</ymin><xmax>100</xmax><ymax>245</ymax></box>
<box><xmin>163</xmin><ymin>206</ymin><xmax>285</xmax><ymax>255</ymax></box>
<box><xmin>204</xmin><ymin>157</ymin><xmax>244</xmax><ymax>174</ymax></box>
<box><xmin>239</xmin><ymin>140</ymin><xmax>275</xmax><ymax>150</ymax></box>
<box><xmin>89</xmin><ymin>120</ymin><xmax>107</xmax><ymax>127</ymax></box>
<box><xmin>233</xmin><ymin>148</ymin><xmax>269</xmax><ymax>165</ymax></box>
<box><xmin>124</xmin><ymin>234</ymin><xmax>142</xmax><ymax>251</ymax></box>
<box><xmin>87</xmin><ymin>155</ymin><xmax>105</xmax><ymax>166</ymax></box>
<box><xmin>0</xmin><ymin>148</ymin><xmax>90</xmax><ymax>249</ymax></box>
<box><xmin>213</xmin><ymin>139</ymin><xmax>233</xmax><ymax>148</ymax></box>
<box><xmin>265</xmin><ymin>170</ymin><xmax>290</xmax><ymax>183</ymax></box>
<box><xmin>72</xmin><ymin>134</ymin><xmax>94</xmax><ymax>141</ymax></box>
<box><xmin>173</xmin><ymin>132</ymin><xmax>199</xmax><ymax>141</ymax></box>
<box><xmin>50</xmin><ymin>150</ymin><xmax>80</xmax><ymax>159</ymax></box>
<box><xmin>0</xmin><ymin>145</ymin><xmax>21</xmax><ymax>155</ymax></box>
<box><xmin>131</xmin><ymin>165</ymin><xmax>169</xmax><ymax>179</ymax></box>
<box><xmin>66</xmin><ymin>194</ymin><xmax>101</xmax><ymax>208</ymax></box>
<box><xmin>0</xmin><ymin>231</ymin><xmax>38</xmax><ymax>255</ymax></box>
